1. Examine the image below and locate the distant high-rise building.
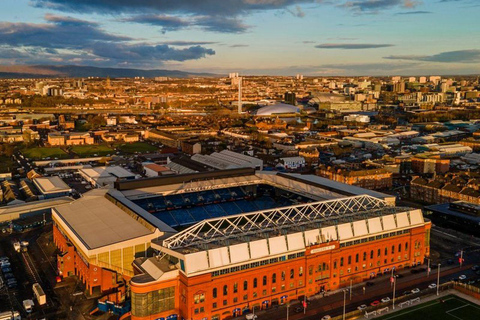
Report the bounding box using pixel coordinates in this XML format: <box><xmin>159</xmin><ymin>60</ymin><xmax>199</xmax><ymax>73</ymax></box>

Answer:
<box><xmin>392</xmin><ymin>76</ymin><xmax>401</xmax><ymax>83</ymax></box>
<box><xmin>408</xmin><ymin>77</ymin><xmax>416</xmax><ymax>83</ymax></box>
<box><xmin>229</xmin><ymin>72</ymin><xmax>239</xmax><ymax>78</ymax></box>
<box><xmin>429</xmin><ymin>76</ymin><xmax>441</xmax><ymax>85</ymax></box>
<box><xmin>419</xmin><ymin>76</ymin><xmax>427</xmax><ymax>84</ymax></box>
<box><xmin>284</xmin><ymin>91</ymin><xmax>296</xmax><ymax>105</ymax></box>
<box><xmin>296</xmin><ymin>74</ymin><xmax>303</xmax><ymax>80</ymax></box>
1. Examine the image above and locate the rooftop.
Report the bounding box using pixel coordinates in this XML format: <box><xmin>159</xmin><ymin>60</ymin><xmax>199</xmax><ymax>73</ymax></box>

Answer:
<box><xmin>53</xmin><ymin>189</ymin><xmax>154</xmax><ymax>250</ymax></box>
<box><xmin>33</xmin><ymin>176</ymin><xmax>71</xmax><ymax>195</ymax></box>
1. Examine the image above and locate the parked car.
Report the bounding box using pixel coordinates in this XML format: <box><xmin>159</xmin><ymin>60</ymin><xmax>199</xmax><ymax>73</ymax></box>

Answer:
<box><xmin>411</xmin><ymin>288</ymin><xmax>420</xmax><ymax>294</ymax></box>
<box><xmin>370</xmin><ymin>301</ymin><xmax>380</xmax><ymax>307</ymax></box>
<box><xmin>428</xmin><ymin>283</ymin><xmax>437</xmax><ymax>289</ymax></box>
<box><xmin>459</xmin><ymin>275</ymin><xmax>467</xmax><ymax>280</ymax></box>
<box><xmin>1</xmin><ymin>267</ymin><xmax>12</xmax><ymax>274</ymax></box>
<box><xmin>357</xmin><ymin>304</ymin><xmax>367</xmax><ymax>311</ymax></box>
<box><xmin>381</xmin><ymin>297</ymin><xmax>391</xmax><ymax>303</ymax></box>
<box><xmin>321</xmin><ymin>316</ymin><xmax>331</xmax><ymax>320</ymax></box>
<box><xmin>245</xmin><ymin>314</ymin><xmax>257</xmax><ymax>320</ymax></box>
<box><xmin>4</xmin><ymin>273</ymin><xmax>15</xmax><ymax>280</ymax></box>
<box><xmin>403</xmin><ymin>291</ymin><xmax>411</xmax><ymax>296</ymax></box>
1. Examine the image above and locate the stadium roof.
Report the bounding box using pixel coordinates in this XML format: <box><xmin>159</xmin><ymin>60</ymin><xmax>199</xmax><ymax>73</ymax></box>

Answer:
<box><xmin>53</xmin><ymin>189</ymin><xmax>156</xmax><ymax>250</ymax></box>
<box><xmin>255</xmin><ymin>103</ymin><xmax>300</xmax><ymax>116</ymax></box>
<box><xmin>163</xmin><ymin>195</ymin><xmax>391</xmax><ymax>249</ymax></box>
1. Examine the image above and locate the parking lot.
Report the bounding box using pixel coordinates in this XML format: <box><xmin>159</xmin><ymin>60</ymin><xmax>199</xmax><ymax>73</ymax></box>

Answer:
<box><xmin>0</xmin><ymin>225</ymin><xmax>104</xmax><ymax>320</ymax></box>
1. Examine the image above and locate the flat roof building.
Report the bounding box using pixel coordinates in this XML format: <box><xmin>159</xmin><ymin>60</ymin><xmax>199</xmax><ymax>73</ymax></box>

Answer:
<box><xmin>33</xmin><ymin>176</ymin><xmax>72</xmax><ymax>199</ymax></box>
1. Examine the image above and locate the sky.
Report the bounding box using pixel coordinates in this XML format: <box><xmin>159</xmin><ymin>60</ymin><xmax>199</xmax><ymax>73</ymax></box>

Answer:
<box><xmin>0</xmin><ymin>0</ymin><xmax>479</xmax><ymax>76</ymax></box>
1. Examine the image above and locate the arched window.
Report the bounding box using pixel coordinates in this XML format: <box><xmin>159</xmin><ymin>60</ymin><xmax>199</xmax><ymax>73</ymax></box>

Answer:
<box><xmin>299</xmin><ymin>267</ymin><xmax>303</xmax><ymax>276</ymax></box>
<box><xmin>377</xmin><ymin>249</ymin><xmax>381</xmax><ymax>257</ymax></box>
<box><xmin>385</xmin><ymin>247</ymin><xmax>388</xmax><ymax>256</ymax></box>
<box><xmin>398</xmin><ymin>244</ymin><xmax>402</xmax><ymax>252</ymax></box>
<box><xmin>370</xmin><ymin>250</ymin><xmax>374</xmax><ymax>259</ymax></box>
<box><xmin>243</xmin><ymin>280</ymin><xmax>248</xmax><ymax>291</ymax></box>
<box><xmin>263</xmin><ymin>276</ymin><xmax>267</xmax><ymax>286</ymax></box>
<box><xmin>290</xmin><ymin>269</ymin><xmax>294</xmax><ymax>279</ymax></box>
<box><xmin>281</xmin><ymin>271</ymin><xmax>286</xmax><ymax>281</ymax></box>
<box><xmin>233</xmin><ymin>282</ymin><xmax>238</xmax><ymax>293</ymax></box>
<box><xmin>213</xmin><ymin>288</ymin><xmax>217</xmax><ymax>298</ymax></box>
<box><xmin>340</xmin><ymin>257</ymin><xmax>344</xmax><ymax>266</ymax></box>
<box><xmin>405</xmin><ymin>242</ymin><xmax>408</xmax><ymax>251</ymax></box>
<box><xmin>363</xmin><ymin>252</ymin><xmax>367</xmax><ymax>261</ymax></box>
<box><xmin>272</xmin><ymin>273</ymin><xmax>277</xmax><ymax>283</ymax></box>
<box><xmin>348</xmin><ymin>255</ymin><xmax>352</xmax><ymax>264</ymax></box>
<box><xmin>391</xmin><ymin>245</ymin><xmax>395</xmax><ymax>254</ymax></box>
<box><xmin>355</xmin><ymin>253</ymin><xmax>359</xmax><ymax>263</ymax></box>
<box><xmin>253</xmin><ymin>278</ymin><xmax>258</xmax><ymax>288</ymax></box>
<box><xmin>223</xmin><ymin>285</ymin><xmax>228</xmax><ymax>296</ymax></box>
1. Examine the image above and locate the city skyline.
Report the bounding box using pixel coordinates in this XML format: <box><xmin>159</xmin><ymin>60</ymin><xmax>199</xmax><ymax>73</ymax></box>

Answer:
<box><xmin>0</xmin><ymin>0</ymin><xmax>479</xmax><ymax>75</ymax></box>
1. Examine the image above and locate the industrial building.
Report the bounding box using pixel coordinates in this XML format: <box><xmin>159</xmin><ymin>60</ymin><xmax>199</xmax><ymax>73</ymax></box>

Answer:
<box><xmin>51</xmin><ymin>168</ymin><xmax>430</xmax><ymax>320</ymax></box>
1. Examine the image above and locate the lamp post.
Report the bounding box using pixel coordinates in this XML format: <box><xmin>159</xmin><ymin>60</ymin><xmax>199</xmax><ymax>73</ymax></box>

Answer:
<box><xmin>350</xmin><ymin>279</ymin><xmax>353</xmax><ymax>300</ymax></box>
<box><xmin>427</xmin><ymin>258</ymin><xmax>430</xmax><ymax>277</ymax></box>
<box><xmin>286</xmin><ymin>303</ymin><xmax>289</xmax><ymax>320</ymax></box>
<box><xmin>343</xmin><ymin>289</ymin><xmax>347</xmax><ymax>320</ymax></box>
<box><xmin>437</xmin><ymin>263</ymin><xmax>441</xmax><ymax>296</ymax></box>
<box><xmin>392</xmin><ymin>275</ymin><xmax>397</xmax><ymax>310</ymax></box>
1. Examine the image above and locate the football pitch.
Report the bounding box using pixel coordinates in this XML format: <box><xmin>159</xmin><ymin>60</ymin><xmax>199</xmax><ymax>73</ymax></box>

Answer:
<box><xmin>376</xmin><ymin>295</ymin><xmax>480</xmax><ymax>320</ymax></box>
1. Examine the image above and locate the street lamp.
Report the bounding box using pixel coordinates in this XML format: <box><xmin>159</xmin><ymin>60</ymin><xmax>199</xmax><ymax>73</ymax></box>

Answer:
<box><xmin>343</xmin><ymin>289</ymin><xmax>348</xmax><ymax>320</ymax></box>
<box><xmin>392</xmin><ymin>275</ymin><xmax>397</xmax><ymax>310</ymax></box>
<box><xmin>286</xmin><ymin>302</ymin><xmax>289</xmax><ymax>320</ymax></box>
<box><xmin>437</xmin><ymin>263</ymin><xmax>441</xmax><ymax>296</ymax></box>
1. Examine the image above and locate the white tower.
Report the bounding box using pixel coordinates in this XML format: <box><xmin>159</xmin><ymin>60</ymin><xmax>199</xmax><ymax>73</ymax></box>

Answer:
<box><xmin>238</xmin><ymin>77</ymin><xmax>242</xmax><ymax>114</ymax></box>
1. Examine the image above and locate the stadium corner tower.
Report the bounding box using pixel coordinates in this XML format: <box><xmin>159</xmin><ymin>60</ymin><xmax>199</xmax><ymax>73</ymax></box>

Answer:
<box><xmin>51</xmin><ymin>168</ymin><xmax>431</xmax><ymax>320</ymax></box>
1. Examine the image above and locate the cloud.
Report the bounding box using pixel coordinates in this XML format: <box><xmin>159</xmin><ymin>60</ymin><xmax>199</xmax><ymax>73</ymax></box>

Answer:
<box><xmin>120</xmin><ymin>15</ymin><xmax>190</xmax><ymax>33</ymax></box>
<box><xmin>340</xmin><ymin>0</ymin><xmax>420</xmax><ymax>13</ymax></box>
<box><xmin>315</xmin><ymin>43</ymin><xmax>394</xmax><ymax>49</ymax></box>
<box><xmin>230</xmin><ymin>44</ymin><xmax>249</xmax><ymax>47</ymax></box>
<box><xmin>384</xmin><ymin>49</ymin><xmax>480</xmax><ymax>63</ymax></box>
<box><xmin>163</xmin><ymin>41</ymin><xmax>219</xmax><ymax>46</ymax></box>
<box><xmin>120</xmin><ymin>14</ymin><xmax>248</xmax><ymax>33</ymax></box>
<box><xmin>395</xmin><ymin>10</ymin><xmax>432</xmax><ymax>14</ymax></box>
<box><xmin>31</xmin><ymin>0</ymin><xmax>315</xmax><ymax>16</ymax></box>
<box><xmin>0</xmin><ymin>14</ymin><xmax>129</xmax><ymax>50</ymax></box>
<box><xmin>286</xmin><ymin>5</ymin><xmax>306</xmax><ymax>17</ymax></box>
<box><xmin>91</xmin><ymin>43</ymin><xmax>215</xmax><ymax>62</ymax></box>
<box><xmin>0</xmin><ymin>14</ymin><xmax>215</xmax><ymax>67</ymax></box>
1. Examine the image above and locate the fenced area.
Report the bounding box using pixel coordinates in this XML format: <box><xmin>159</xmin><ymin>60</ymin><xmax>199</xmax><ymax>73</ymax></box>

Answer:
<box><xmin>375</xmin><ymin>295</ymin><xmax>480</xmax><ymax>320</ymax></box>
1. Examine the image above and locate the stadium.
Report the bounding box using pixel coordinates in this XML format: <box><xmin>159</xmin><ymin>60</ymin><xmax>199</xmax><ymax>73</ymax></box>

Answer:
<box><xmin>51</xmin><ymin>168</ymin><xmax>430</xmax><ymax>320</ymax></box>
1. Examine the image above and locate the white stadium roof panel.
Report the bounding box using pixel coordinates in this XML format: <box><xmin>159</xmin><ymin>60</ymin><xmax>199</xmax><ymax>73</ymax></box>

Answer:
<box><xmin>268</xmin><ymin>236</ymin><xmax>288</xmax><ymax>255</ymax></box>
<box><xmin>409</xmin><ymin>210</ymin><xmax>424</xmax><ymax>225</ymax></box>
<box><xmin>208</xmin><ymin>247</ymin><xmax>230</xmax><ymax>268</ymax></box>
<box><xmin>367</xmin><ymin>217</ymin><xmax>382</xmax><ymax>234</ymax></box>
<box><xmin>249</xmin><ymin>239</ymin><xmax>269</xmax><ymax>259</ymax></box>
<box><xmin>337</xmin><ymin>223</ymin><xmax>353</xmax><ymax>240</ymax></box>
<box><xmin>287</xmin><ymin>232</ymin><xmax>305</xmax><ymax>251</ymax></box>
<box><xmin>304</xmin><ymin>229</ymin><xmax>320</xmax><ymax>246</ymax></box>
<box><xmin>184</xmin><ymin>251</ymin><xmax>209</xmax><ymax>273</ymax></box>
<box><xmin>353</xmin><ymin>220</ymin><xmax>368</xmax><ymax>237</ymax></box>
<box><xmin>321</xmin><ymin>226</ymin><xmax>338</xmax><ymax>241</ymax></box>
<box><xmin>395</xmin><ymin>212</ymin><xmax>410</xmax><ymax>228</ymax></box>
<box><xmin>382</xmin><ymin>215</ymin><xmax>397</xmax><ymax>231</ymax></box>
<box><xmin>229</xmin><ymin>243</ymin><xmax>250</xmax><ymax>264</ymax></box>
